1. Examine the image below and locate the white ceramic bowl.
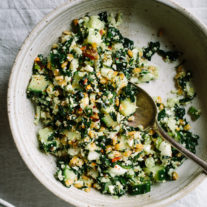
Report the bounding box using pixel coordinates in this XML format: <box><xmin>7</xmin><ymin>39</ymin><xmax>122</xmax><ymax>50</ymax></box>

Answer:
<box><xmin>8</xmin><ymin>0</ymin><xmax>207</xmax><ymax>206</ymax></box>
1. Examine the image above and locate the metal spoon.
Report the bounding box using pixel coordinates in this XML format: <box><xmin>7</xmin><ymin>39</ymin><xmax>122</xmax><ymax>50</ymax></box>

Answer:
<box><xmin>129</xmin><ymin>85</ymin><xmax>207</xmax><ymax>174</ymax></box>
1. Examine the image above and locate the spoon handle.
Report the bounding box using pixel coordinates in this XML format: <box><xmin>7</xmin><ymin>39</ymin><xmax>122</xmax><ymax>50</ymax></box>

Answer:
<box><xmin>156</xmin><ymin>121</ymin><xmax>207</xmax><ymax>174</ymax></box>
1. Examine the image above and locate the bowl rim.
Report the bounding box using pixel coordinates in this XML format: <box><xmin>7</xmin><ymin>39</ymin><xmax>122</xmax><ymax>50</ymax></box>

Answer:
<box><xmin>7</xmin><ymin>0</ymin><xmax>207</xmax><ymax>206</ymax></box>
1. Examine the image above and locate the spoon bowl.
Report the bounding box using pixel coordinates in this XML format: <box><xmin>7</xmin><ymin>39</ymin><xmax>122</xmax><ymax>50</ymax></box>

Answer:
<box><xmin>128</xmin><ymin>85</ymin><xmax>157</xmax><ymax>129</ymax></box>
<box><xmin>131</xmin><ymin>84</ymin><xmax>207</xmax><ymax>174</ymax></box>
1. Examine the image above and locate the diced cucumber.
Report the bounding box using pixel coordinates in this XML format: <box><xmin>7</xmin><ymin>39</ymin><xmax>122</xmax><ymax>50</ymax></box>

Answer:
<box><xmin>145</xmin><ymin>165</ymin><xmax>167</xmax><ymax>182</ymax></box>
<box><xmin>72</xmin><ymin>71</ymin><xmax>86</xmax><ymax>89</ymax></box>
<box><xmin>101</xmin><ymin>67</ymin><xmax>115</xmax><ymax>80</ymax></box>
<box><xmin>63</xmin><ymin>168</ymin><xmax>77</xmax><ymax>181</ymax></box>
<box><xmin>128</xmin><ymin>181</ymin><xmax>151</xmax><ymax>195</ymax></box>
<box><xmin>102</xmin><ymin>114</ymin><xmax>117</xmax><ymax>128</ymax></box>
<box><xmin>33</xmin><ymin>62</ymin><xmax>41</xmax><ymax>71</ymax></box>
<box><xmin>119</xmin><ymin>98</ymin><xmax>136</xmax><ymax>116</ymax></box>
<box><xmin>86</xmin><ymin>28</ymin><xmax>102</xmax><ymax>45</ymax></box>
<box><xmin>27</xmin><ymin>75</ymin><xmax>49</xmax><ymax>93</ymax></box>
<box><xmin>159</xmin><ymin>141</ymin><xmax>172</xmax><ymax>157</ymax></box>
<box><xmin>38</xmin><ymin>127</ymin><xmax>54</xmax><ymax>144</ymax></box>
<box><xmin>62</xmin><ymin>130</ymin><xmax>81</xmax><ymax>141</ymax></box>
<box><xmin>85</xmin><ymin>15</ymin><xmax>105</xmax><ymax>30</ymax></box>
<box><xmin>34</xmin><ymin>105</ymin><xmax>41</xmax><ymax>125</ymax></box>
<box><xmin>62</xmin><ymin>168</ymin><xmax>77</xmax><ymax>187</ymax></box>
<box><xmin>101</xmin><ymin>105</ymin><xmax>115</xmax><ymax>114</ymax></box>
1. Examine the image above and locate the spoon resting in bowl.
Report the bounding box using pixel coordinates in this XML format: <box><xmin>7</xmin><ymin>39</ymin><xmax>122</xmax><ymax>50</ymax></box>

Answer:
<box><xmin>129</xmin><ymin>84</ymin><xmax>207</xmax><ymax>174</ymax></box>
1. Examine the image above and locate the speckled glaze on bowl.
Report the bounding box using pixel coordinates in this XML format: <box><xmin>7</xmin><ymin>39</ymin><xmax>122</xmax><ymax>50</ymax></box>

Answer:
<box><xmin>7</xmin><ymin>0</ymin><xmax>207</xmax><ymax>206</ymax></box>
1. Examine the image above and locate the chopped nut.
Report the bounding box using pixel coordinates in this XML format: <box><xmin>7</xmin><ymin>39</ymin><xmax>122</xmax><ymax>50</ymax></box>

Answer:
<box><xmin>177</xmin><ymin>88</ymin><xmax>183</xmax><ymax>95</ymax></box>
<box><xmin>128</xmin><ymin>116</ymin><xmax>135</xmax><ymax>122</ymax></box>
<box><xmin>54</xmin><ymin>90</ymin><xmax>60</xmax><ymax>96</ymax></box>
<box><xmin>184</xmin><ymin>124</ymin><xmax>191</xmax><ymax>131</ymax></box>
<box><xmin>106</xmin><ymin>145</ymin><xmax>112</xmax><ymax>153</ymax></box>
<box><xmin>157</xmin><ymin>28</ymin><xmax>164</xmax><ymax>37</ymax></box>
<box><xmin>55</xmin><ymin>76</ymin><xmax>64</xmax><ymax>81</ymax></box>
<box><xmin>82</xmin><ymin>175</ymin><xmax>89</xmax><ymax>181</ymax></box>
<box><xmin>84</xmin><ymin>188</ymin><xmax>91</xmax><ymax>192</ymax></box>
<box><xmin>172</xmin><ymin>171</ymin><xmax>179</xmax><ymax>180</ymax></box>
<box><xmin>47</xmin><ymin>61</ymin><xmax>51</xmax><ymax>69</ymax></box>
<box><xmin>177</xmin><ymin>65</ymin><xmax>183</xmax><ymax>73</ymax></box>
<box><xmin>179</xmin><ymin>119</ymin><xmax>185</xmax><ymax>125</ymax></box>
<box><xmin>91</xmin><ymin>113</ymin><xmax>99</xmax><ymax>121</ymax></box>
<box><xmin>123</xmin><ymin>150</ymin><xmax>132</xmax><ymax>157</ymax></box>
<box><xmin>34</xmin><ymin>57</ymin><xmax>40</xmax><ymax>62</ymax></box>
<box><xmin>67</xmin><ymin>54</ymin><xmax>74</xmax><ymax>61</ymax></box>
<box><xmin>86</xmin><ymin>84</ymin><xmax>92</xmax><ymax>91</ymax></box>
<box><xmin>119</xmin><ymin>73</ymin><xmax>125</xmax><ymax>80</ymax></box>
<box><xmin>159</xmin><ymin>103</ymin><xmax>164</xmax><ymax>110</ymax></box>
<box><xmin>133</xmin><ymin>68</ymin><xmax>141</xmax><ymax>73</ymax></box>
<box><xmin>65</xmin><ymin>179</ymin><xmax>74</xmax><ymax>186</ymax></box>
<box><xmin>112</xmin><ymin>136</ymin><xmax>118</xmax><ymax>145</ymax></box>
<box><xmin>135</xmin><ymin>144</ymin><xmax>144</xmax><ymax>152</ymax></box>
<box><xmin>61</xmin><ymin>61</ymin><xmax>68</xmax><ymax>69</ymax></box>
<box><xmin>157</xmin><ymin>96</ymin><xmax>162</xmax><ymax>104</ymax></box>
<box><xmin>128</xmin><ymin>131</ymin><xmax>136</xmax><ymax>137</ymax></box>
<box><xmin>53</xmin><ymin>69</ymin><xmax>59</xmax><ymax>76</ymax></box>
<box><xmin>60</xmin><ymin>137</ymin><xmax>67</xmax><ymax>145</ymax></box>
<box><xmin>148</xmin><ymin>66</ymin><xmax>156</xmax><ymax>71</ymax></box>
<box><xmin>115</xmin><ymin>97</ymin><xmax>119</xmax><ymax>106</ymax></box>
<box><xmin>73</xmin><ymin>19</ymin><xmax>79</xmax><ymax>26</ymax></box>
<box><xmin>74</xmin><ymin>183</ymin><xmax>83</xmax><ymax>188</ymax></box>
<box><xmin>100</xmin><ymin>77</ymin><xmax>107</xmax><ymax>84</ymax></box>
<box><xmin>52</xmin><ymin>43</ymin><xmax>58</xmax><ymax>49</ymax></box>
<box><xmin>115</xmin><ymin>143</ymin><xmax>121</xmax><ymax>151</ymax></box>
<box><xmin>127</xmin><ymin>50</ymin><xmax>133</xmax><ymax>57</ymax></box>
<box><xmin>99</xmin><ymin>29</ymin><xmax>106</xmax><ymax>36</ymax></box>
<box><xmin>58</xmin><ymin>80</ymin><xmax>67</xmax><ymax>87</ymax></box>
<box><xmin>139</xmin><ymin>51</ymin><xmax>143</xmax><ymax>57</ymax></box>
<box><xmin>88</xmin><ymin>130</ymin><xmax>95</xmax><ymax>138</ymax></box>
<box><xmin>69</xmin><ymin>156</ymin><xmax>84</xmax><ymax>167</ymax></box>
<box><xmin>92</xmin><ymin>42</ymin><xmax>97</xmax><ymax>49</ymax></box>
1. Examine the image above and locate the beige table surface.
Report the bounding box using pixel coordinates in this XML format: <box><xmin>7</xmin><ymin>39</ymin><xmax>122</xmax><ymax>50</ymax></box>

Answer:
<box><xmin>0</xmin><ymin>0</ymin><xmax>207</xmax><ymax>206</ymax></box>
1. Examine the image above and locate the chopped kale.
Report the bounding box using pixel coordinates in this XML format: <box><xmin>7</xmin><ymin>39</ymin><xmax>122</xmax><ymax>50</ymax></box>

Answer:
<box><xmin>188</xmin><ymin>106</ymin><xmax>201</xmax><ymax>121</ymax></box>
<box><xmin>158</xmin><ymin>50</ymin><xmax>182</xmax><ymax>61</ymax></box>
<box><xmin>143</xmin><ymin>42</ymin><xmax>160</xmax><ymax>60</ymax></box>
<box><xmin>98</xmin><ymin>11</ymin><xmax>108</xmax><ymax>23</ymax></box>
<box><xmin>174</xmin><ymin>104</ymin><xmax>185</xmax><ymax>120</ymax></box>
<box><xmin>158</xmin><ymin>109</ymin><xmax>166</xmax><ymax>121</ymax></box>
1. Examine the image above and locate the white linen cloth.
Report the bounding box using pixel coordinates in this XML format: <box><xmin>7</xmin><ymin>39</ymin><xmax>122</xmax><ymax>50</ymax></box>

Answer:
<box><xmin>0</xmin><ymin>0</ymin><xmax>206</xmax><ymax>206</ymax></box>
